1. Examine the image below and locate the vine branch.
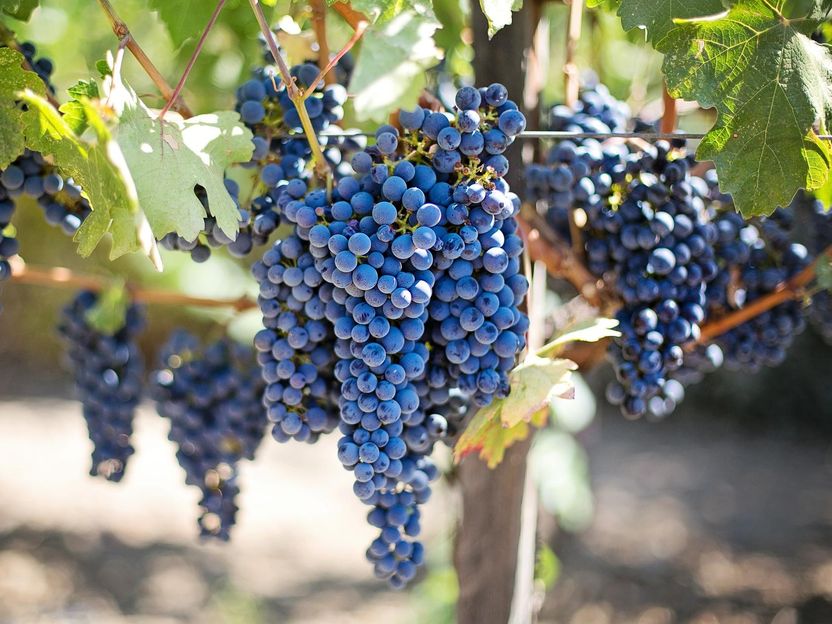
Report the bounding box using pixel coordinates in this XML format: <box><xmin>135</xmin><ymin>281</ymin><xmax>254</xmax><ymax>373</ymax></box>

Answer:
<box><xmin>304</xmin><ymin>18</ymin><xmax>368</xmax><ymax>99</ymax></box>
<box><xmin>310</xmin><ymin>0</ymin><xmax>334</xmax><ymax>86</ymax></box>
<box><xmin>331</xmin><ymin>2</ymin><xmax>369</xmax><ymax>30</ymax></box>
<box><xmin>563</xmin><ymin>0</ymin><xmax>584</xmax><ymax>109</ymax></box>
<box><xmin>518</xmin><ymin>206</ymin><xmax>607</xmax><ymax>308</ymax></box>
<box><xmin>247</xmin><ymin>0</ymin><xmax>331</xmax><ymax>178</ymax></box>
<box><xmin>661</xmin><ymin>83</ymin><xmax>678</xmax><ymax>134</ymax></box>
<box><xmin>696</xmin><ymin>246</ymin><xmax>832</xmax><ymax>344</ymax></box>
<box><xmin>159</xmin><ymin>0</ymin><xmax>227</xmax><ymax>120</ymax></box>
<box><xmin>8</xmin><ymin>259</ymin><xmax>256</xmax><ymax>312</ymax></box>
<box><xmin>96</xmin><ymin>0</ymin><xmax>193</xmax><ymax>117</ymax></box>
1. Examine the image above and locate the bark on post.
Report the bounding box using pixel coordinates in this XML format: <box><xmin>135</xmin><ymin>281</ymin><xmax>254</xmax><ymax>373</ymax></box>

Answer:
<box><xmin>454</xmin><ymin>5</ymin><xmax>534</xmax><ymax>624</ymax></box>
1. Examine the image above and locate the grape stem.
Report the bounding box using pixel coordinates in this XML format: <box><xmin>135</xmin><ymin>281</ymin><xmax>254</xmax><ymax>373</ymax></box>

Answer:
<box><xmin>331</xmin><ymin>2</ymin><xmax>369</xmax><ymax>29</ymax></box>
<box><xmin>661</xmin><ymin>84</ymin><xmax>678</xmax><ymax>134</ymax></box>
<box><xmin>310</xmin><ymin>0</ymin><xmax>334</xmax><ymax>86</ymax></box>
<box><xmin>695</xmin><ymin>245</ymin><xmax>832</xmax><ymax>345</ymax></box>
<box><xmin>247</xmin><ymin>0</ymin><xmax>333</xmax><ymax>178</ymax></box>
<box><xmin>96</xmin><ymin>0</ymin><xmax>193</xmax><ymax>117</ymax></box>
<box><xmin>8</xmin><ymin>258</ymin><xmax>257</xmax><ymax>312</ymax></box>
<box><xmin>158</xmin><ymin>0</ymin><xmax>227</xmax><ymax>121</ymax></box>
<box><xmin>303</xmin><ymin>17</ymin><xmax>368</xmax><ymax>99</ymax></box>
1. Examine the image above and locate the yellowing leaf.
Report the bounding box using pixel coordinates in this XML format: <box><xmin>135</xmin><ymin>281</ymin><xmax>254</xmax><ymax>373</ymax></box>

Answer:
<box><xmin>538</xmin><ymin>317</ymin><xmax>620</xmax><ymax>357</ymax></box>
<box><xmin>453</xmin><ymin>356</ymin><xmax>578</xmax><ymax>468</ymax></box>
<box><xmin>18</xmin><ymin>90</ymin><xmax>161</xmax><ymax>269</ymax></box>
<box><xmin>454</xmin><ymin>409</ymin><xmax>532</xmax><ymax>469</ymax></box>
<box><xmin>498</xmin><ymin>356</ymin><xmax>577</xmax><ymax>428</ymax></box>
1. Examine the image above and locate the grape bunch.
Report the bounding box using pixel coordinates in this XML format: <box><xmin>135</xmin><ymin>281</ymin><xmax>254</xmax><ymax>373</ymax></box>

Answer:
<box><xmin>705</xmin><ymin>208</ymin><xmax>810</xmax><ymax>371</ymax></box>
<box><xmin>57</xmin><ymin>290</ymin><xmax>145</xmax><ymax>482</ymax></box>
<box><xmin>17</xmin><ymin>40</ymin><xmax>55</xmax><ymax>93</ymax></box>
<box><xmin>0</xmin><ymin>167</ymin><xmax>20</xmax><ymax>285</ymax></box>
<box><xmin>250</xmin><ymin>82</ymin><xmax>529</xmax><ymax>587</ymax></box>
<box><xmin>2</xmin><ymin>150</ymin><xmax>93</xmax><ymax>237</ymax></box>
<box><xmin>252</xmin><ymin>227</ymin><xmax>340</xmax><ymax>443</ymax></box>
<box><xmin>592</xmin><ymin>145</ymin><xmax>719</xmax><ymax>419</ymax></box>
<box><xmin>151</xmin><ymin>331</ymin><xmax>267</xmax><ymax>540</ymax></box>
<box><xmin>525</xmin><ymin>84</ymin><xmax>631</xmax><ymax>240</ymax></box>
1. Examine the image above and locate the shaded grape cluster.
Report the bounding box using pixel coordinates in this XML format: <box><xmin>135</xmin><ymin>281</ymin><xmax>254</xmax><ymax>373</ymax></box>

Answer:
<box><xmin>706</xmin><ymin>208</ymin><xmax>810</xmax><ymax>371</ymax></box>
<box><xmin>57</xmin><ymin>290</ymin><xmax>145</xmax><ymax>482</ymax></box>
<box><xmin>525</xmin><ymin>84</ymin><xmax>631</xmax><ymax>241</ymax></box>
<box><xmin>150</xmin><ymin>331</ymin><xmax>267</xmax><ymax>540</ymax></box>
<box><xmin>591</xmin><ymin>144</ymin><xmax>719</xmax><ymax>418</ymax></box>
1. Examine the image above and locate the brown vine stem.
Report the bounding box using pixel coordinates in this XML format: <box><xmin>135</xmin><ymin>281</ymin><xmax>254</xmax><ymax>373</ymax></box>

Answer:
<box><xmin>331</xmin><ymin>1</ymin><xmax>368</xmax><ymax>30</ymax></box>
<box><xmin>563</xmin><ymin>0</ymin><xmax>585</xmax><ymax>263</ymax></box>
<box><xmin>158</xmin><ymin>0</ymin><xmax>227</xmax><ymax>120</ymax></box>
<box><xmin>696</xmin><ymin>246</ymin><xmax>832</xmax><ymax>345</ymax></box>
<box><xmin>310</xmin><ymin>0</ymin><xmax>334</xmax><ymax>86</ymax></box>
<box><xmin>563</xmin><ymin>0</ymin><xmax>583</xmax><ymax>109</ymax></box>
<box><xmin>96</xmin><ymin>0</ymin><xmax>193</xmax><ymax>118</ymax></box>
<box><xmin>517</xmin><ymin>206</ymin><xmax>606</xmax><ymax>308</ymax></box>
<box><xmin>304</xmin><ymin>18</ymin><xmax>368</xmax><ymax>98</ymax></box>
<box><xmin>247</xmin><ymin>0</ymin><xmax>331</xmax><ymax>178</ymax></box>
<box><xmin>247</xmin><ymin>0</ymin><xmax>299</xmax><ymax>100</ymax></box>
<box><xmin>9</xmin><ymin>258</ymin><xmax>257</xmax><ymax>312</ymax></box>
<box><xmin>661</xmin><ymin>83</ymin><xmax>678</xmax><ymax>135</ymax></box>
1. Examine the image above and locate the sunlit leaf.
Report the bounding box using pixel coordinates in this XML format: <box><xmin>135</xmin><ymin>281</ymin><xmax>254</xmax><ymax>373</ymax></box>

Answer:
<box><xmin>348</xmin><ymin>6</ymin><xmax>441</xmax><ymax>121</ymax></box>
<box><xmin>0</xmin><ymin>46</ymin><xmax>45</xmax><ymax>168</ymax></box>
<box><xmin>619</xmin><ymin>0</ymin><xmax>832</xmax><ymax>216</ymax></box>
<box><xmin>103</xmin><ymin>67</ymin><xmax>254</xmax><ymax>243</ymax></box>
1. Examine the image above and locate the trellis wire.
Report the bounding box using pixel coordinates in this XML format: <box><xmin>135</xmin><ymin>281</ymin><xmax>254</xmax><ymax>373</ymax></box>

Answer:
<box><xmin>280</xmin><ymin>129</ymin><xmax>832</xmax><ymax>141</ymax></box>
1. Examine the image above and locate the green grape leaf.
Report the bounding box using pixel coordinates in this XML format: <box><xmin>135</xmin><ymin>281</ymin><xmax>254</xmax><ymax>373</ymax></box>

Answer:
<box><xmin>817</xmin><ymin>252</ymin><xmax>832</xmax><ymax>291</ymax></box>
<box><xmin>537</xmin><ymin>317</ymin><xmax>620</xmax><ymax>357</ymax></box>
<box><xmin>617</xmin><ymin>0</ymin><xmax>724</xmax><ymax>44</ymax></box>
<box><xmin>59</xmin><ymin>79</ymin><xmax>100</xmax><ymax>135</ymax></box>
<box><xmin>0</xmin><ymin>0</ymin><xmax>39</xmax><ymax>21</ymax></box>
<box><xmin>85</xmin><ymin>283</ymin><xmax>129</xmax><ymax>336</ymax></box>
<box><xmin>534</xmin><ymin>545</ymin><xmax>560</xmax><ymax>591</ymax></box>
<box><xmin>146</xmin><ymin>0</ymin><xmax>221</xmax><ymax>47</ymax></box>
<box><xmin>0</xmin><ymin>47</ymin><xmax>46</xmax><ymax>168</ymax></box>
<box><xmin>103</xmin><ymin>69</ymin><xmax>254</xmax><ymax>243</ymax></box>
<box><xmin>454</xmin><ymin>356</ymin><xmax>577</xmax><ymax>468</ymax></box>
<box><xmin>95</xmin><ymin>59</ymin><xmax>112</xmax><ymax>78</ymax></box>
<box><xmin>621</xmin><ymin>0</ymin><xmax>832</xmax><ymax>216</ymax></box>
<box><xmin>478</xmin><ymin>0</ymin><xmax>523</xmax><ymax>38</ymax></box>
<box><xmin>336</xmin><ymin>0</ymin><xmax>427</xmax><ymax>23</ymax></box>
<box><xmin>348</xmin><ymin>6</ymin><xmax>441</xmax><ymax>121</ymax></box>
<box><xmin>18</xmin><ymin>90</ymin><xmax>162</xmax><ymax>269</ymax></box>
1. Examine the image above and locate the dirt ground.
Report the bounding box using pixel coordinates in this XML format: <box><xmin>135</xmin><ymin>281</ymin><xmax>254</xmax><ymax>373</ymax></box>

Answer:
<box><xmin>2</xmin><ymin>389</ymin><xmax>832</xmax><ymax>623</ymax></box>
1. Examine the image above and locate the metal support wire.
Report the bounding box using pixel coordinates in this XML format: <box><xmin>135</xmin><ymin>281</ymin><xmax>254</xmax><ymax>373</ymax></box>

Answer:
<box><xmin>281</xmin><ymin>129</ymin><xmax>832</xmax><ymax>141</ymax></box>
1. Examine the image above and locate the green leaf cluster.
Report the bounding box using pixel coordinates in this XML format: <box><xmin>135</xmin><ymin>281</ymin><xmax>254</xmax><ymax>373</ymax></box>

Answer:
<box><xmin>615</xmin><ymin>0</ymin><xmax>832</xmax><ymax>216</ymax></box>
